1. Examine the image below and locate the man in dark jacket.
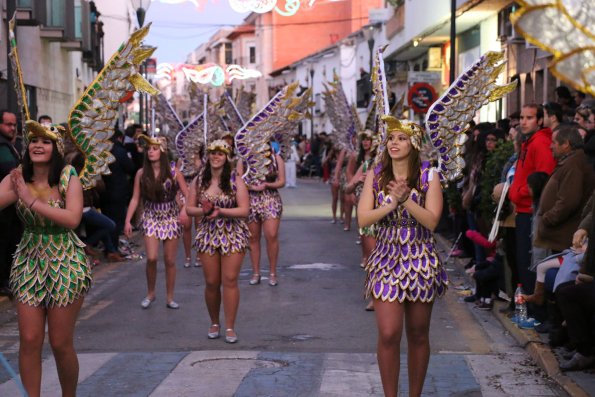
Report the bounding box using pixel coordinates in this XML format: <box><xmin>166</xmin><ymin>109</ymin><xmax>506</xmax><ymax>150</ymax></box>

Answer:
<box><xmin>101</xmin><ymin>130</ymin><xmax>135</xmax><ymax>254</ymax></box>
<box><xmin>0</xmin><ymin>110</ymin><xmax>21</xmax><ymax>295</ymax></box>
<box><xmin>508</xmin><ymin>104</ymin><xmax>556</xmax><ymax>294</ymax></box>
<box><xmin>536</xmin><ymin>124</ymin><xmax>595</xmax><ymax>252</ymax></box>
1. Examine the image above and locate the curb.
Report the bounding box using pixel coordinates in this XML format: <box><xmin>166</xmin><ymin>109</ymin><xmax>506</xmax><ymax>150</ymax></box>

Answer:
<box><xmin>492</xmin><ymin>301</ymin><xmax>591</xmax><ymax>397</ymax></box>
<box><xmin>435</xmin><ymin>233</ymin><xmax>590</xmax><ymax>397</ymax></box>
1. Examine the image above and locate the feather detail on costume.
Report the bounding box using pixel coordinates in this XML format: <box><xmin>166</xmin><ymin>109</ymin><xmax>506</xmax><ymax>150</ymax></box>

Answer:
<box><xmin>155</xmin><ymin>93</ymin><xmax>184</xmax><ymax>149</ymax></box>
<box><xmin>8</xmin><ymin>13</ymin><xmax>30</xmax><ymax>146</ymax></box>
<box><xmin>511</xmin><ymin>0</ymin><xmax>594</xmax><ymax>96</ymax></box>
<box><xmin>175</xmin><ymin>113</ymin><xmax>205</xmax><ymax>177</ymax></box>
<box><xmin>188</xmin><ymin>82</ymin><xmax>208</xmax><ymax>119</ymax></box>
<box><xmin>236</xmin><ymin>83</ymin><xmax>309</xmax><ymax>185</ymax></box>
<box><xmin>235</xmin><ymin>89</ymin><xmax>255</xmax><ymax>123</ymax></box>
<box><xmin>324</xmin><ymin>72</ymin><xmax>358</xmax><ymax>152</ymax></box>
<box><xmin>425</xmin><ymin>51</ymin><xmax>517</xmax><ymax>185</ymax></box>
<box><xmin>371</xmin><ymin>46</ymin><xmax>390</xmax><ymax>163</ymax></box>
<box><xmin>220</xmin><ymin>91</ymin><xmax>246</xmax><ymax>133</ymax></box>
<box><xmin>68</xmin><ymin>24</ymin><xmax>159</xmax><ymax>189</ymax></box>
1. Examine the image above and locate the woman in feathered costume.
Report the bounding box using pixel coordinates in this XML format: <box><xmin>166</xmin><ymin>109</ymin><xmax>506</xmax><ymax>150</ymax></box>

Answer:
<box><xmin>124</xmin><ymin>135</ymin><xmax>189</xmax><ymax>310</ymax></box>
<box><xmin>0</xmin><ymin>123</ymin><xmax>90</xmax><ymax>397</ymax></box>
<box><xmin>360</xmin><ymin>47</ymin><xmax>516</xmax><ymax>396</ymax></box>
<box><xmin>1</xmin><ymin>18</ymin><xmax>158</xmax><ymax>396</ymax></box>
<box><xmin>186</xmin><ymin>139</ymin><xmax>250</xmax><ymax>344</ymax></box>
<box><xmin>358</xmin><ymin>117</ymin><xmax>448</xmax><ymax>397</ymax></box>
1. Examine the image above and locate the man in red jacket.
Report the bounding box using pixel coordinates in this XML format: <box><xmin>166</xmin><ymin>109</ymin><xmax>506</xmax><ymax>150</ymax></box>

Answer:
<box><xmin>508</xmin><ymin>104</ymin><xmax>556</xmax><ymax>295</ymax></box>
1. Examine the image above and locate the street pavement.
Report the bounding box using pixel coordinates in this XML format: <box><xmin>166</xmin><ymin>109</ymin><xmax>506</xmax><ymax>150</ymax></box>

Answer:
<box><xmin>0</xmin><ymin>178</ymin><xmax>572</xmax><ymax>396</ymax></box>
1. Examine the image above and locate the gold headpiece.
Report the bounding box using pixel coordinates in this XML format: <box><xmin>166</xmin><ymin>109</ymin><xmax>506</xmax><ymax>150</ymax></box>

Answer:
<box><xmin>138</xmin><ymin>134</ymin><xmax>167</xmax><ymax>152</ymax></box>
<box><xmin>207</xmin><ymin>139</ymin><xmax>231</xmax><ymax>155</ymax></box>
<box><xmin>381</xmin><ymin>115</ymin><xmax>424</xmax><ymax>150</ymax></box>
<box><xmin>25</xmin><ymin>120</ymin><xmax>65</xmax><ymax>156</ymax></box>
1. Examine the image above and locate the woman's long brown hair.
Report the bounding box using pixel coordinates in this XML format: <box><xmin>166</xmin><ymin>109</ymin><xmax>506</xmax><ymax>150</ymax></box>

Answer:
<box><xmin>22</xmin><ymin>140</ymin><xmax>64</xmax><ymax>186</ymax></box>
<box><xmin>377</xmin><ymin>145</ymin><xmax>421</xmax><ymax>194</ymax></box>
<box><xmin>140</xmin><ymin>149</ymin><xmax>172</xmax><ymax>202</ymax></box>
<box><xmin>197</xmin><ymin>156</ymin><xmax>232</xmax><ymax>195</ymax></box>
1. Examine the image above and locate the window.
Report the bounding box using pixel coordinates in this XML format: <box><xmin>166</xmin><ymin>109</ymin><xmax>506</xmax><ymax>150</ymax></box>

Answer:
<box><xmin>225</xmin><ymin>43</ymin><xmax>232</xmax><ymax>65</ymax></box>
<box><xmin>46</xmin><ymin>0</ymin><xmax>65</xmax><ymax>27</ymax></box>
<box><xmin>249</xmin><ymin>46</ymin><xmax>256</xmax><ymax>64</ymax></box>
<box><xmin>74</xmin><ymin>1</ymin><xmax>82</xmax><ymax>39</ymax></box>
<box><xmin>17</xmin><ymin>0</ymin><xmax>33</xmax><ymax>7</ymax></box>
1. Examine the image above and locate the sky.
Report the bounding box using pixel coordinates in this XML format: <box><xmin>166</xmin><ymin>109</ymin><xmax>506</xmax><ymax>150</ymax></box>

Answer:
<box><xmin>142</xmin><ymin>1</ymin><xmax>248</xmax><ymax>64</ymax></box>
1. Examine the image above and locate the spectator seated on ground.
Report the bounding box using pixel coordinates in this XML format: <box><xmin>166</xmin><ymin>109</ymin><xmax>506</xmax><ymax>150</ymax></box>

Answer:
<box><xmin>68</xmin><ymin>152</ymin><xmax>125</xmax><ymax>262</ymax></box>
<box><xmin>549</xmin><ymin>190</ymin><xmax>595</xmax><ymax>371</ymax></box>
<box><xmin>464</xmin><ymin>229</ymin><xmax>502</xmax><ymax>310</ymax></box>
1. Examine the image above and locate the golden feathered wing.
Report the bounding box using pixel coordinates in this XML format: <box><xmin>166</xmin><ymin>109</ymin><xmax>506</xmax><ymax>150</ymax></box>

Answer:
<box><xmin>68</xmin><ymin>24</ymin><xmax>159</xmax><ymax>189</ymax></box>
<box><xmin>511</xmin><ymin>0</ymin><xmax>594</xmax><ymax>96</ymax></box>
<box><xmin>235</xmin><ymin>83</ymin><xmax>309</xmax><ymax>185</ymax></box>
<box><xmin>425</xmin><ymin>52</ymin><xmax>517</xmax><ymax>185</ymax></box>
<box><xmin>7</xmin><ymin>13</ymin><xmax>30</xmax><ymax>144</ymax></box>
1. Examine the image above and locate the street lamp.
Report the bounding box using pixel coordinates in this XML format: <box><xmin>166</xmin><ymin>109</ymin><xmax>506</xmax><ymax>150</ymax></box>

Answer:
<box><xmin>309</xmin><ymin>66</ymin><xmax>315</xmax><ymax>137</ymax></box>
<box><xmin>131</xmin><ymin>0</ymin><xmax>151</xmax><ymax>128</ymax></box>
<box><xmin>363</xmin><ymin>25</ymin><xmax>375</xmax><ymax>75</ymax></box>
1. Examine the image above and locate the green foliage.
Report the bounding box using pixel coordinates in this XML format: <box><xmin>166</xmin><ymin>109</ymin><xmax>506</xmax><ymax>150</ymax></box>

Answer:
<box><xmin>479</xmin><ymin>140</ymin><xmax>514</xmax><ymax>220</ymax></box>
<box><xmin>445</xmin><ymin>182</ymin><xmax>463</xmax><ymax>214</ymax></box>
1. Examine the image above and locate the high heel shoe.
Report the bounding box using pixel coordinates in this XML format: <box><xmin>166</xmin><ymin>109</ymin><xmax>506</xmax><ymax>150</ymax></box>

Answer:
<box><xmin>207</xmin><ymin>324</ymin><xmax>220</xmax><ymax>339</ymax></box>
<box><xmin>268</xmin><ymin>273</ymin><xmax>278</xmax><ymax>287</ymax></box>
<box><xmin>225</xmin><ymin>328</ymin><xmax>238</xmax><ymax>343</ymax></box>
<box><xmin>249</xmin><ymin>274</ymin><xmax>261</xmax><ymax>285</ymax></box>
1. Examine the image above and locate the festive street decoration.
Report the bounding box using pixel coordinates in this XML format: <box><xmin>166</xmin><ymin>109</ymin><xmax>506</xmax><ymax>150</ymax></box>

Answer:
<box><xmin>229</xmin><ymin>0</ymin><xmax>303</xmax><ymax>16</ymax></box>
<box><xmin>156</xmin><ymin>63</ymin><xmax>262</xmax><ymax>86</ymax></box>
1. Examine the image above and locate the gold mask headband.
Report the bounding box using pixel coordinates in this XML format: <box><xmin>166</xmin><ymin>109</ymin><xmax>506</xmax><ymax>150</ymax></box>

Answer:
<box><xmin>138</xmin><ymin>134</ymin><xmax>167</xmax><ymax>152</ymax></box>
<box><xmin>381</xmin><ymin>115</ymin><xmax>424</xmax><ymax>150</ymax></box>
<box><xmin>25</xmin><ymin>120</ymin><xmax>66</xmax><ymax>156</ymax></box>
<box><xmin>207</xmin><ymin>139</ymin><xmax>231</xmax><ymax>155</ymax></box>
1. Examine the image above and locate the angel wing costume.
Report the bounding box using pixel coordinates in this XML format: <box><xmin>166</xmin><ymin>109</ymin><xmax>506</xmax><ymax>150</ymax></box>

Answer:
<box><xmin>511</xmin><ymin>0</ymin><xmax>594</xmax><ymax>96</ymax></box>
<box><xmin>235</xmin><ymin>83</ymin><xmax>309</xmax><ymax>223</ymax></box>
<box><xmin>8</xmin><ymin>20</ymin><xmax>157</xmax><ymax>307</ymax></box>
<box><xmin>364</xmin><ymin>48</ymin><xmax>516</xmax><ymax>303</ymax></box>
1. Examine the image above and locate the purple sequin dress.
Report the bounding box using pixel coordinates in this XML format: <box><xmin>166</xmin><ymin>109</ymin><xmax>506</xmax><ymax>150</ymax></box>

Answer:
<box><xmin>364</xmin><ymin>162</ymin><xmax>448</xmax><ymax>302</ymax></box>
<box><xmin>248</xmin><ymin>156</ymin><xmax>283</xmax><ymax>223</ymax></box>
<box><xmin>141</xmin><ymin>165</ymin><xmax>182</xmax><ymax>240</ymax></box>
<box><xmin>194</xmin><ymin>172</ymin><xmax>250</xmax><ymax>255</ymax></box>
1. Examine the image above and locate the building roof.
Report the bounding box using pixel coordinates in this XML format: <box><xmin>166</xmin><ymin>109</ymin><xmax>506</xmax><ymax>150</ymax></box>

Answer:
<box><xmin>228</xmin><ymin>24</ymin><xmax>255</xmax><ymax>40</ymax></box>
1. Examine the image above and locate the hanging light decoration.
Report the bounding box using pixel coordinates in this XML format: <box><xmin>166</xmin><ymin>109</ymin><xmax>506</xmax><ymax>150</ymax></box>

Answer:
<box><xmin>155</xmin><ymin>63</ymin><xmax>262</xmax><ymax>86</ymax></box>
<box><xmin>228</xmin><ymin>0</ymin><xmax>302</xmax><ymax>16</ymax></box>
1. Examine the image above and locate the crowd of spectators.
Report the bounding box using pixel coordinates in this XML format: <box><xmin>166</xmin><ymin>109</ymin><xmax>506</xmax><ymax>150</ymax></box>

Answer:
<box><xmin>448</xmin><ymin>88</ymin><xmax>595</xmax><ymax>371</ymax></box>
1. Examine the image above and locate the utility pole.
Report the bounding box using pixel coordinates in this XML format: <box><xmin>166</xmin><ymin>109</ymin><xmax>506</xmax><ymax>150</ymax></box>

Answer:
<box><xmin>449</xmin><ymin>0</ymin><xmax>456</xmax><ymax>84</ymax></box>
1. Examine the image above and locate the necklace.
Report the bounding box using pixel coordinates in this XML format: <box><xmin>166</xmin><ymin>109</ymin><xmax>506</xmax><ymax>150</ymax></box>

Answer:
<box><xmin>28</xmin><ymin>183</ymin><xmax>54</xmax><ymax>199</ymax></box>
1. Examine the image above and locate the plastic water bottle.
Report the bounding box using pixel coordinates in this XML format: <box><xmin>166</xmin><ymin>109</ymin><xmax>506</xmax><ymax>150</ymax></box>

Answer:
<box><xmin>514</xmin><ymin>284</ymin><xmax>527</xmax><ymax>324</ymax></box>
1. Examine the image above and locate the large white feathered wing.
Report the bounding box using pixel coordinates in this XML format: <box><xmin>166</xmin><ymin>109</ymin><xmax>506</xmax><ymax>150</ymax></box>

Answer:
<box><xmin>425</xmin><ymin>52</ymin><xmax>517</xmax><ymax>185</ymax></box>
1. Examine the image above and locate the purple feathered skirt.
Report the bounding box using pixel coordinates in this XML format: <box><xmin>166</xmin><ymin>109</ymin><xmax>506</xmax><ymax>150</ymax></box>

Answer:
<box><xmin>141</xmin><ymin>200</ymin><xmax>182</xmax><ymax>240</ymax></box>
<box><xmin>248</xmin><ymin>189</ymin><xmax>282</xmax><ymax>223</ymax></box>
<box><xmin>194</xmin><ymin>217</ymin><xmax>250</xmax><ymax>256</ymax></box>
<box><xmin>364</xmin><ymin>223</ymin><xmax>448</xmax><ymax>303</ymax></box>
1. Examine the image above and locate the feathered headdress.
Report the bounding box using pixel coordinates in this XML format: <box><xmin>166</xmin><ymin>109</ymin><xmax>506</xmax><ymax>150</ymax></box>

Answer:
<box><xmin>207</xmin><ymin>139</ymin><xmax>231</xmax><ymax>155</ymax></box>
<box><xmin>138</xmin><ymin>134</ymin><xmax>168</xmax><ymax>152</ymax></box>
<box><xmin>25</xmin><ymin>121</ymin><xmax>66</xmax><ymax>156</ymax></box>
